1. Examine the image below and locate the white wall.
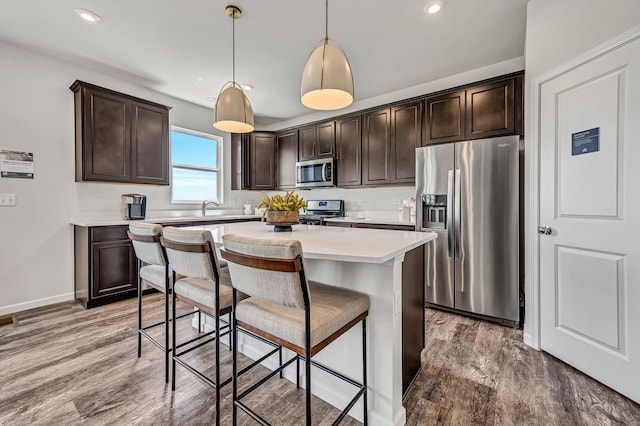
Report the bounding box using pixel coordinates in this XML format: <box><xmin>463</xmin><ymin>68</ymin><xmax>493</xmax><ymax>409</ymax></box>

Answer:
<box><xmin>0</xmin><ymin>41</ymin><xmax>265</xmax><ymax>315</ymax></box>
<box><xmin>523</xmin><ymin>0</ymin><xmax>640</xmax><ymax>346</ymax></box>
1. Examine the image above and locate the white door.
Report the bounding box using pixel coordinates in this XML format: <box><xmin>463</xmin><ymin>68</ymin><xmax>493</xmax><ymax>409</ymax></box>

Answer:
<box><xmin>539</xmin><ymin>35</ymin><xmax>640</xmax><ymax>403</ymax></box>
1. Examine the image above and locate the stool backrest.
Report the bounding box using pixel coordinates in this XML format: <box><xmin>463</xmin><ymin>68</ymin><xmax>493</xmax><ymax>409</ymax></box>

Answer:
<box><xmin>161</xmin><ymin>227</ymin><xmax>220</xmax><ymax>281</ymax></box>
<box><xmin>221</xmin><ymin>234</ymin><xmax>308</xmax><ymax>310</ymax></box>
<box><xmin>128</xmin><ymin>222</ymin><xmax>166</xmax><ymax>266</ymax></box>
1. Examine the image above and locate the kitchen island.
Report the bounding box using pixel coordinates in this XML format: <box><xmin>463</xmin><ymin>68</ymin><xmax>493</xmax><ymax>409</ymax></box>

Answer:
<box><xmin>182</xmin><ymin>221</ymin><xmax>436</xmax><ymax>426</ymax></box>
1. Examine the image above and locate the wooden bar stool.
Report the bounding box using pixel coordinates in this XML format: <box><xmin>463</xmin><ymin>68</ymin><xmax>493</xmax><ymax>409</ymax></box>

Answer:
<box><xmin>220</xmin><ymin>234</ymin><xmax>369</xmax><ymax>425</ymax></box>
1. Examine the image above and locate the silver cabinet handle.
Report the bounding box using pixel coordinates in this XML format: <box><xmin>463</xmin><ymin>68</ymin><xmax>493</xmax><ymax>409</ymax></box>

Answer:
<box><xmin>538</xmin><ymin>226</ymin><xmax>553</xmax><ymax>235</ymax></box>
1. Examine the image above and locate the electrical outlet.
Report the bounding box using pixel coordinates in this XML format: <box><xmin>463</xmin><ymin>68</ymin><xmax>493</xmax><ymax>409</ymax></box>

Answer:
<box><xmin>392</xmin><ymin>199</ymin><xmax>401</xmax><ymax>205</ymax></box>
<box><xmin>357</xmin><ymin>199</ymin><xmax>365</xmax><ymax>205</ymax></box>
<box><xmin>0</xmin><ymin>194</ymin><xmax>16</xmax><ymax>206</ymax></box>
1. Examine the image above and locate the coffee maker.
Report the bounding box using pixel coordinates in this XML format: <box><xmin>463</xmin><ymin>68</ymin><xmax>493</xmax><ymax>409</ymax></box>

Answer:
<box><xmin>121</xmin><ymin>194</ymin><xmax>147</xmax><ymax>220</ymax></box>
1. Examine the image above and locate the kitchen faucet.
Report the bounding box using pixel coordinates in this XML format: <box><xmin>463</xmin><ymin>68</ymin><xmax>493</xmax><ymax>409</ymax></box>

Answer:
<box><xmin>201</xmin><ymin>200</ymin><xmax>220</xmax><ymax>216</ymax></box>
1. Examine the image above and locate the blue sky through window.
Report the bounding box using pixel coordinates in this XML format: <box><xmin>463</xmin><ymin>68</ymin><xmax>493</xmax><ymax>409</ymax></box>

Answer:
<box><xmin>171</xmin><ymin>129</ymin><xmax>221</xmax><ymax>203</ymax></box>
<box><xmin>171</xmin><ymin>131</ymin><xmax>217</xmax><ymax>168</ymax></box>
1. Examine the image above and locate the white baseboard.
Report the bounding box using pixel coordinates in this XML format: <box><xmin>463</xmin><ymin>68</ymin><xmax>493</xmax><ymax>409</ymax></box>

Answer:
<box><xmin>0</xmin><ymin>293</ymin><xmax>74</xmax><ymax>317</ymax></box>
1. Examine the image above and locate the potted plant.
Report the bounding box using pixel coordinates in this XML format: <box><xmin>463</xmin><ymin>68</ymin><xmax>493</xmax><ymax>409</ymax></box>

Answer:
<box><xmin>258</xmin><ymin>191</ymin><xmax>306</xmax><ymax>230</ymax></box>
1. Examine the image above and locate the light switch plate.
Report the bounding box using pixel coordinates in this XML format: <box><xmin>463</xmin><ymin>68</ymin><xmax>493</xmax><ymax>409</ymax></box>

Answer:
<box><xmin>0</xmin><ymin>194</ymin><xmax>16</xmax><ymax>206</ymax></box>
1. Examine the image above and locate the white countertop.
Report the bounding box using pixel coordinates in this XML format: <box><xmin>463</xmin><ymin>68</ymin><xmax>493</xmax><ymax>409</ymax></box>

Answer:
<box><xmin>183</xmin><ymin>221</ymin><xmax>436</xmax><ymax>264</ymax></box>
<box><xmin>71</xmin><ymin>214</ymin><xmax>261</xmax><ymax>227</ymax></box>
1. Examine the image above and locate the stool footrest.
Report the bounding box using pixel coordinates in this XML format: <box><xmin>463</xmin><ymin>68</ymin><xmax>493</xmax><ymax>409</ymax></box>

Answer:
<box><xmin>138</xmin><ymin>329</ymin><xmax>168</xmax><ymax>352</ymax></box>
<box><xmin>237</xmin><ymin>346</ymin><xmax>280</xmax><ymax>378</ymax></box>
<box><xmin>235</xmin><ymin>401</ymin><xmax>271</xmax><ymax>426</ymax></box>
<box><xmin>238</xmin><ymin>355</ymin><xmax>297</xmax><ymax>401</ymax></box>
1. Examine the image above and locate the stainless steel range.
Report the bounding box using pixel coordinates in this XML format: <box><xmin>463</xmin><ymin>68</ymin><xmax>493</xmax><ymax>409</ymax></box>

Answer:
<box><xmin>299</xmin><ymin>200</ymin><xmax>344</xmax><ymax>225</ymax></box>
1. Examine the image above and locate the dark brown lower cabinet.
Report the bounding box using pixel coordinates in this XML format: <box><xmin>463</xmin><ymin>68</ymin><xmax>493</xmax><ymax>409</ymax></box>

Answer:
<box><xmin>401</xmin><ymin>245</ymin><xmax>425</xmax><ymax>395</ymax></box>
<box><xmin>75</xmin><ymin>225</ymin><xmax>138</xmax><ymax>309</ymax></box>
<box><xmin>75</xmin><ymin>218</ymin><xmax>262</xmax><ymax>308</ymax></box>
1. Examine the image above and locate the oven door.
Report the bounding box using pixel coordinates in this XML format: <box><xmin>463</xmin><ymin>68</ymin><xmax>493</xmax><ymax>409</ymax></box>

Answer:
<box><xmin>296</xmin><ymin>159</ymin><xmax>335</xmax><ymax>188</ymax></box>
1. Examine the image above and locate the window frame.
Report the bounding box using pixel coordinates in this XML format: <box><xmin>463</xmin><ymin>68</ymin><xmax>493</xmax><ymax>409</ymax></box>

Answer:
<box><xmin>170</xmin><ymin>126</ymin><xmax>223</xmax><ymax>204</ymax></box>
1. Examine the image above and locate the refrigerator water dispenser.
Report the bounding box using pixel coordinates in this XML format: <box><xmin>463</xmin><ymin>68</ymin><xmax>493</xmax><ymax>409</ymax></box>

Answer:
<box><xmin>421</xmin><ymin>194</ymin><xmax>447</xmax><ymax>229</ymax></box>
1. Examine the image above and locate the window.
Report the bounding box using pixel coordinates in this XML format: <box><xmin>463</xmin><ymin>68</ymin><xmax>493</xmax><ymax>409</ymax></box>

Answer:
<box><xmin>171</xmin><ymin>127</ymin><xmax>222</xmax><ymax>203</ymax></box>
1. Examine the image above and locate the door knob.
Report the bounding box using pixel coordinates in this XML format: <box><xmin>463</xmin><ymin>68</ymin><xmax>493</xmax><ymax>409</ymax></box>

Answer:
<box><xmin>538</xmin><ymin>226</ymin><xmax>552</xmax><ymax>235</ymax></box>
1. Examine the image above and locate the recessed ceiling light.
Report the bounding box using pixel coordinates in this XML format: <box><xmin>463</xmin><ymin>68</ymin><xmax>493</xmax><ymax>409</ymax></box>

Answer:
<box><xmin>75</xmin><ymin>8</ymin><xmax>101</xmax><ymax>23</ymax></box>
<box><xmin>424</xmin><ymin>1</ymin><xmax>444</xmax><ymax>14</ymax></box>
<box><xmin>242</xmin><ymin>84</ymin><xmax>254</xmax><ymax>91</ymax></box>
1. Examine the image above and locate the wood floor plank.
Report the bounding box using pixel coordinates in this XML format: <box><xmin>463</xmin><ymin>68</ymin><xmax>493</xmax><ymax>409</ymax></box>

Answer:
<box><xmin>1</xmin><ymin>296</ymin><xmax>639</xmax><ymax>425</ymax></box>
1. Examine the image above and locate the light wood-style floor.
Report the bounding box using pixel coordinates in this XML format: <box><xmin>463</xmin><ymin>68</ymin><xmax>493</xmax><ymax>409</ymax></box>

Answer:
<box><xmin>0</xmin><ymin>294</ymin><xmax>638</xmax><ymax>425</ymax></box>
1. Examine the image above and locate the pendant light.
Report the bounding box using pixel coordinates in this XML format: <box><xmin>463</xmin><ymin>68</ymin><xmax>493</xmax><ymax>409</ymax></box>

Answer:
<box><xmin>214</xmin><ymin>5</ymin><xmax>254</xmax><ymax>133</ymax></box>
<box><xmin>300</xmin><ymin>0</ymin><xmax>354</xmax><ymax>111</ymax></box>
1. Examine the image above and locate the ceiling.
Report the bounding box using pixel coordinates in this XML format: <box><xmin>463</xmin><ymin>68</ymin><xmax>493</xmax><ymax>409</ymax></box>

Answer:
<box><xmin>0</xmin><ymin>0</ymin><xmax>528</xmax><ymax>126</ymax></box>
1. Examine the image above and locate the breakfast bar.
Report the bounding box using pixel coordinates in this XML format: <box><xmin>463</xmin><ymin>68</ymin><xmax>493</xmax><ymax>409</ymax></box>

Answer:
<box><xmin>184</xmin><ymin>221</ymin><xmax>436</xmax><ymax>426</ymax></box>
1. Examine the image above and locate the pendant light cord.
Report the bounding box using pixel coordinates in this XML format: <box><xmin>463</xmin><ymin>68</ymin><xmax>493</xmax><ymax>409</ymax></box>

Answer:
<box><xmin>325</xmin><ymin>0</ymin><xmax>329</xmax><ymax>42</ymax></box>
<box><xmin>232</xmin><ymin>11</ymin><xmax>236</xmax><ymax>84</ymax></box>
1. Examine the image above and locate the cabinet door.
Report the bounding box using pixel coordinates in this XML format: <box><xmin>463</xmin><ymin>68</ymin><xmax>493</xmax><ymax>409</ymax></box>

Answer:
<box><xmin>466</xmin><ymin>78</ymin><xmax>515</xmax><ymax>140</ymax></box>
<box><xmin>336</xmin><ymin>115</ymin><xmax>362</xmax><ymax>187</ymax></box>
<box><xmin>276</xmin><ymin>131</ymin><xmax>298</xmax><ymax>189</ymax></box>
<box><xmin>392</xmin><ymin>101</ymin><xmax>422</xmax><ymax>183</ymax></box>
<box><xmin>82</xmin><ymin>87</ymin><xmax>131</xmax><ymax>182</ymax></box>
<box><xmin>231</xmin><ymin>133</ymin><xmax>243</xmax><ymax>190</ymax></box>
<box><xmin>424</xmin><ymin>90</ymin><xmax>466</xmax><ymax>145</ymax></box>
<box><xmin>91</xmin><ymin>240</ymin><xmax>137</xmax><ymax>300</ymax></box>
<box><xmin>316</xmin><ymin>121</ymin><xmax>335</xmax><ymax>158</ymax></box>
<box><xmin>131</xmin><ymin>101</ymin><xmax>169</xmax><ymax>185</ymax></box>
<box><xmin>250</xmin><ymin>132</ymin><xmax>276</xmax><ymax>189</ymax></box>
<box><xmin>363</xmin><ymin>108</ymin><xmax>391</xmax><ymax>185</ymax></box>
<box><xmin>298</xmin><ymin>125</ymin><xmax>316</xmax><ymax>161</ymax></box>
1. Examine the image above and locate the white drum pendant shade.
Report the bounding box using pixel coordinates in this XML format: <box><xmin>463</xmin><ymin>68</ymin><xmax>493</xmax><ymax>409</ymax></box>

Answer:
<box><xmin>301</xmin><ymin>42</ymin><xmax>354</xmax><ymax>110</ymax></box>
<box><xmin>214</xmin><ymin>84</ymin><xmax>254</xmax><ymax>133</ymax></box>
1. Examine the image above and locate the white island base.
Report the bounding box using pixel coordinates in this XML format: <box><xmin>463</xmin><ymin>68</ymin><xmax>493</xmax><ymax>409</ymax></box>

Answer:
<box><xmin>181</xmin><ymin>222</ymin><xmax>437</xmax><ymax>426</ymax></box>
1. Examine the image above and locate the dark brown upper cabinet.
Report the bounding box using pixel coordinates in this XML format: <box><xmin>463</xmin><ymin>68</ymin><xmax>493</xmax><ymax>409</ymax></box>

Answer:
<box><xmin>336</xmin><ymin>115</ymin><xmax>362</xmax><ymax>187</ymax></box>
<box><xmin>424</xmin><ymin>74</ymin><xmax>523</xmax><ymax>145</ymax></box>
<box><xmin>363</xmin><ymin>109</ymin><xmax>391</xmax><ymax>185</ymax></box>
<box><xmin>70</xmin><ymin>81</ymin><xmax>170</xmax><ymax>185</ymax></box>
<box><xmin>392</xmin><ymin>101</ymin><xmax>422</xmax><ymax>183</ymax></box>
<box><xmin>249</xmin><ymin>132</ymin><xmax>276</xmax><ymax>190</ymax></box>
<box><xmin>298</xmin><ymin>121</ymin><xmax>335</xmax><ymax>161</ymax></box>
<box><xmin>363</xmin><ymin>100</ymin><xmax>422</xmax><ymax>186</ymax></box>
<box><xmin>425</xmin><ymin>90</ymin><xmax>466</xmax><ymax>145</ymax></box>
<box><xmin>466</xmin><ymin>78</ymin><xmax>515</xmax><ymax>140</ymax></box>
<box><xmin>276</xmin><ymin>130</ymin><xmax>298</xmax><ymax>189</ymax></box>
<box><xmin>231</xmin><ymin>133</ymin><xmax>250</xmax><ymax>190</ymax></box>
<box><xmin>231</xmin><ymin>132</ymin><xmax>277</xmax><ymax>190</ymax></box>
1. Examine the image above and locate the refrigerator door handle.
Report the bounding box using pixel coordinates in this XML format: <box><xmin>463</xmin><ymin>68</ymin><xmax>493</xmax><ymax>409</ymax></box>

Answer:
<box><xmin>455</xmin><ymin>169</ymin><xmax>462</xmax><ymax>259</ymax></box>
<box><xmin>446</xmin><ymin>170</ymin><xmax>454</xmax><ymax>258</ymax></box>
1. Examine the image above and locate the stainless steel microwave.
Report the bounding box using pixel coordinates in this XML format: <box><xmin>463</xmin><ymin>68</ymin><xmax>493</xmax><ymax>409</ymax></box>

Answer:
<box><xmin>295</xmin><ymin>158</ymin><xmax>336</xmax><ymax>188</ymax></box>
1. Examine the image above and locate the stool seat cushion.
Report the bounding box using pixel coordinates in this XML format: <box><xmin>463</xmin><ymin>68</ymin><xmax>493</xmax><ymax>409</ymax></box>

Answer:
<box><xmin>140</xmin><ymin>264</ymin><xmax>169</xmax><ymax>292</ymax></box>
<box><xmin>174</xmin><ymin>267</ymin><xmax>243</xmax><ymax>310</ymax></box>
<box><xmin>235</xmin><ymin>281</ymin><xmax>369</xmax><ymax>349</ymax></box>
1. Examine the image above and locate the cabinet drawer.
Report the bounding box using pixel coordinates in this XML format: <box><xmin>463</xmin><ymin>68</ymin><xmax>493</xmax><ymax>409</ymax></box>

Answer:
<box><xmin>91</xmin><ymin>226</ymin><xmax>129</xmax><ymax>242</ymax></box>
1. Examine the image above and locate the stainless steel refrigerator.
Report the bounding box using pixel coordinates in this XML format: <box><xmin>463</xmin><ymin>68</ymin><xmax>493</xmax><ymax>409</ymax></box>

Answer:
<box><xmin>415</xmin><ymin>135</ymin><xmax>520</xmax><ymax>326</ymax></box>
